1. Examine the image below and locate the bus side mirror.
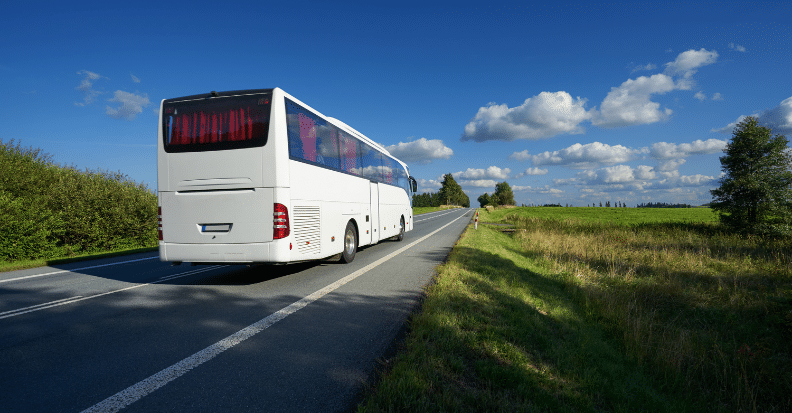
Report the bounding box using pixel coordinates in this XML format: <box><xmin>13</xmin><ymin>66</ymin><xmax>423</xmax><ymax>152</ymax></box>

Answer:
<box><xmin>409</xmin><ymin>177</ymin><xmax>417</xmax><ymax>192</ymax></box>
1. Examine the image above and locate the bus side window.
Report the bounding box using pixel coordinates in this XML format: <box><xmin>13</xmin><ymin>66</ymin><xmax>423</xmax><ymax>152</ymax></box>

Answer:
<box><xmin>298</xmin><ymin>112</ymin><xmax>317</xmax><ymax>162</ymax></box>
<box><xmin>381</xmin><ymin>155</ymin><xmax>394</xmax><ymax>185</ymax></box>
<box><xmin>360</xmin><ymin>143</ymin><xmax>381</xmax><ymax>181</ymax></box>
<box><xmin>286</xmin><ymin>103</ymin><xmax>304</xmax><ymax>159</ymax></box>
<box><xmin>317</xmin><ymin>123</ymin><xmax>341</xmax><ymax>170</ymax></box>
<box><xmin>340</xmin><ymin>131</ymin><xmax>358</xmax><ymax>175</ymax></box>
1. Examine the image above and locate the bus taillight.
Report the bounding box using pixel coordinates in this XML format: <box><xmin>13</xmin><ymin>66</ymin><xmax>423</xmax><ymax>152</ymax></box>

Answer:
<box><xmin>273</xmin><ymin>203</ymin><xmax>290</xmax><ymax>239</ymax></box>
<box><xmin>158</xmin><ymin>207</ymin><xmax>163</xmax><ymax>241</ymax></box>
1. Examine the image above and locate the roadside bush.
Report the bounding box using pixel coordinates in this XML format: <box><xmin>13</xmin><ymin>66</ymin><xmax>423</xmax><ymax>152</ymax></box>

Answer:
<box><xmin>0</xmin><ymin>139</ymin><xmax>157</xmax><ymax>261</ymax></box>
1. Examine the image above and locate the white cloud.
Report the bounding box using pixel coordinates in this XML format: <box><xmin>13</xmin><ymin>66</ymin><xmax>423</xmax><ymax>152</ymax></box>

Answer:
<box><xmin>416</xmin><ymin>178</ymin><xmax>441</xmax><ymax>191</ymax></box>
<box><xmin>631</xmin><ymin>63</ymin><xmax>657</xmax><ymax>73</ymax></box>
<box><xmin>530</xmin><ymin>142</ymin><xmax>648</xmax><ymax>169</ymax></box>
<box><xmin>508</xmin><ymin>149</ymin><xmax>531</xmax><ymax>161</ymax></box>
<box><xmin>634</xmin><ymin>165</ymin><xmax>656</xmax><ymax>180</ymax></box>
<box><xmin>600</xmin><ymin>164</ymin><xmax>636</xmax><ymax>183</ymax></box>
<box><xmin>385</xmin><ymin>138</ymin><xmax>453</xmax><ymax>165</ymax></box>
<box><xmin>523</xmin><ymin>167</ymin><xmax>549</xmax><ymax>176</ymax></box>
<box><xmin>663</xmin><ymin>48</ymin><xmax>719</xmax><ymax>78</ymax></box>
<box><xmin>649</xmin><ymin>139</ymin><xmax>727</xmax><ymax>159</ymax></box>
<box><xmin>512</xmin><ymin>185</ymin><xmax>564</xmax><ymax>194</ymax></box>
<box><xmin>711</xmin><ymin>114</ymin><xmax>754</xmax><ymax>134</ymax></box>
<box><xmin>657</xmin><ymin>158</ymin><xmax>686</xmax><ymax>172</ymax></box>
<box><xmin>758</xmin><ymin>96</ymin><xmax>792</xmax><ymax>136</ymax></box>
<box><xmin>461</xmin><ymin>91</ymin><xmax>592</xmax><ymax>141</ymax></box>
<box><xmin>454</xmin><ymin>166</ymin><xmax>510</xmax><ymax>180</ymax></box>
<box><xmin>694</xmin><ymin>91</ymin><xmax>707</xmax><ymax>101</ymax></box>
<box><xmin>712</xmin><ymin>93</ymin><xmax>723</xmax><ymax>101</ymax></box>
<box><xmin>75</xmin><ymin>70</ymin><xmax>104</xmax><ymax>106</ymax></box>
<box><xmin>729</xmin><ymin>43</ymin><xmax>747</xmax><ymax>52</ymax></box>
<box><xmin>459</xmin><ymin>179</ymin><xmax>498</xmax><ymax>188</ymax></box>
<box><xmin>131</xmin><ymin>73</ymin><xmax>141</xmax><ymax>83</ymax></box>
<box><xmin>105</xmin><ymin>90</ymin><xmax>151</xmax><ymax>121</ymax></box>
<box><xmin>591</xmin><ymin>73</ymin><xmax>679</xmax><ymax>128</ymax></box>
<box><xmin>680</xmin><ymin>174</ymin><xmax>717</xmax><ymax>186</ymax></box>
<box><xmin>711</xmin><ymin>97</ymin><xmax>792</xmax><ymax>136</ymax></box>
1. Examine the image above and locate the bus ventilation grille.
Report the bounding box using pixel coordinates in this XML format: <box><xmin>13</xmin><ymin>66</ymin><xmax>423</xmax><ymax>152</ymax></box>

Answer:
<box><xmin>293</xmin><ymin>206</ymin><xmax>321</xmax><ymax>255</ymax></box>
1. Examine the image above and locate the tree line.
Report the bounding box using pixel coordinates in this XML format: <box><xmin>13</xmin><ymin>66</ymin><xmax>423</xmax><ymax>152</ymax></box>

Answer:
<box><xmin>413</xmin><ymin>173</ymin><xmax>470</xmax><ymax>208</ymax></box>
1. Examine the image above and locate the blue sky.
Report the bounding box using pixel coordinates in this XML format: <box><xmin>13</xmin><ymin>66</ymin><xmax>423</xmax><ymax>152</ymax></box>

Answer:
<box><xmin>2</xmin><ymin>1</ymin><xmax>791</xmax><ymax>206</ymax></box>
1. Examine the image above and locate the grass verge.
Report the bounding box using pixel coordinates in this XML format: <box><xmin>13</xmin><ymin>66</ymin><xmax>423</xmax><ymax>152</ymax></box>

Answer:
<box><xmin>359</xmin><ymin>207</ymin><xmax>792</xmax><ymax>412</ymax></box>
<box><xmin>0</xmin><ymin>246</ymin><xmax>158</xmax><ymax>273</ymax></box>
<box><xmin>359</xmin><ymin>217</ymin><xmax>678</xmax><ymax>412</ymax></box>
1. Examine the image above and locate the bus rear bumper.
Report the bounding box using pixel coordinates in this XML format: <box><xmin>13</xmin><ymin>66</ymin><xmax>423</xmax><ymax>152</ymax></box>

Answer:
<box><xmin>159</xmin><ymin>242</ymin><xmax>288</xmax><ymax>264</ymax></box>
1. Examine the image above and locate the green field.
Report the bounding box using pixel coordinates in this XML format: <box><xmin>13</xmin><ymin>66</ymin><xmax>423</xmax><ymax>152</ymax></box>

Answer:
<box><xmin>481</xmin><ymin>206</ymin><xmax>720</xmax><ymax>226</ymax></box>
<box><xmin>360</xmin><ymin>206</ymin><xmax>791</xmax><ymax>412</ymax></box>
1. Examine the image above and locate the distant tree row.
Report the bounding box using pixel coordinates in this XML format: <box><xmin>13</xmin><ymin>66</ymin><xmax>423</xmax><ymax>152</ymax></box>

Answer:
<box><xmin>477</xmin><ymin>182</ymin><xmax>515</xmax><ymax>207</ymax></box>
<box><xmin>636</xmin><ymin>202</ymin><xmax>692</xmax><ymax>208</ymax></box>
<box><xmin>413</xmin><ymin>173</ymin><xmax>470</xmax><ymax>208</ymax></box>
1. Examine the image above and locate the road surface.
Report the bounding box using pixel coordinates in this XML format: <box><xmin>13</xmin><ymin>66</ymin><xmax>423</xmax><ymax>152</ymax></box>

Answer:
<box><xmin>0</xmin><ymin>208</ymin><xmax>472</xmax><ymax>412</ymax></box>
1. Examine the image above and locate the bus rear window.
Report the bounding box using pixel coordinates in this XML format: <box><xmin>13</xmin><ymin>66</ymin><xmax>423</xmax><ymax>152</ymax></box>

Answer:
<box><xmin>163</xmin><ymin>93</ymin><xmax>271</xmax><ymax>153</ymax></box>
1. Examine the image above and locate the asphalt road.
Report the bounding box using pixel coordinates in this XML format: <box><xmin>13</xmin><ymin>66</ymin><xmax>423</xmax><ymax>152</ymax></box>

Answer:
<box><xmin>0</xmin><ymin>208</ymin><xmax>473</xmax><ymax>413</ymax></box>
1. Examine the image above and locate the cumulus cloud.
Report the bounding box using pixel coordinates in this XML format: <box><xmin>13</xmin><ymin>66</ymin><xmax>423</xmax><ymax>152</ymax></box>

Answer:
<box><xmin>416</xmin><ymin>178</ymin><xmax>441</xmax><ymax>191</ymax></box>
<box><xmin>454</xmin><ymin>166</ymin><xmax>511</xmax><ymax>180</ymax></box>
<box><xmin>105</xmin><ymin>90</ymin><xmax>151</xmax><ymax>121</ymax></box>
<box><xmin>631</xmin><ymin>63</ymin><xmax>657</xmax><ymax>73</ymax></box>
<box><xmin>461</xmin><ymin>91</ymin><xmax>592</xmax><ymax>141</ymax></box>
<box><xmin>459</xmin><ymin>179</ymin><xmax>498</xmax><ymax>188</ymax></box>
<box><xmin>529</xmin><ymin>142</ymin><xmax>648</xmax><ymax>169</ymax></box>
<box><xmin>663</xmin><ymin>48</ymin><xmax>719</xmax><ymax>78</ymax></box>
<box><xmin>657</xmin><ymin>158</ymin><xmax>686</xmax><ymax>172</ymax></box>
<box><xmin>591</xmin><ymin>73</ymin><xmax>681</xmax><ymax>128</ymax></box>
<box><xmin>649</xmin><ymin>139</ymin><xmax>727</xmax><ymax>159</ymax></box>
<box><xmin>522</xmin><ymin>167</ymin><xmax>549</xmax><ymax>176</ymax></box>
<box><xmin>75</xmin><ymin>70</ymin><xmax>104</xmax><ymax>106</ymax></box>
<box><xmin>385</xmin><ymin>138</ymin><xmax>453</xmax><ymax>165</ymax></box>
<box><xmin>710</xmin><ymin>96</ymin><xmax>792</xmax><ymax>136</ymax></box>
<box><xmin>508</xmin><ymin>149</ymin><xmax>531</xmax><ymax>161</ymax></box>
<box><xmin>512</xmin><ymin>185</ymin><xmax>564</xmax><ymax>194</ymax></box>
<box><xmin>694</xmin><ymin>91</ymin><xmax>707</xmax><ymax>101</ymax></box>
<box><xmin>712</xmin><ymin>93</ymin><xmax>723</xmax><ymax>101</ymax></box>
<box><xmin>711</xmin><ymin>114</ymin><xmax>755</xmax><ymax>134</ymax></box>
<box><xmin>563</xmin><ymin>163</ymin><xmax>717</xmax><ymax>192</ymax></box>
<box><xmin>758</xmin><ymin>96</ymin><xmax>792</xmax><ymax>136</ymax></box>
<box><xmin>729</xmin><ymin>43</ymin><xmax>747</xmax><ymax>52</ymax></box>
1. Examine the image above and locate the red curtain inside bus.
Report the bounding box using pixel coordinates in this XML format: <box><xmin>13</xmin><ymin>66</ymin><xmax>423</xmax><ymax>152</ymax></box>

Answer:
<box><xmin>168</xmin><ymin>106</ymin><xmax>265</xmax><ymax>145</ymax></box>
<box><xmin>298</xmin><ymin>112</ymin><xmax>317</xmax><ymax>162</ymax></box>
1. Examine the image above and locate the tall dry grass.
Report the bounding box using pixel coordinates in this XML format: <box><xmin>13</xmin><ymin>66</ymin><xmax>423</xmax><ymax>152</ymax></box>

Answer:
<box><xmin>510</xmin><ymin>216</ymin><xmax>792</xmax><ymax>412</ymax></box>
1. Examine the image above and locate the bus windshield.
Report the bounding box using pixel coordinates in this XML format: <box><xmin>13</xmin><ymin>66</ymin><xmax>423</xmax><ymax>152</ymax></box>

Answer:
<box><xmin>162</xmin><ymin>92</ymin><xmax>271</xmax><ymax>153</ymax></box>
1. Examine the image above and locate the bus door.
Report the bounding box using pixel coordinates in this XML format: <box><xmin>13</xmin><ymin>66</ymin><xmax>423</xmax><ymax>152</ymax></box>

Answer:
<box><xmin>369</xmin><ymin>182</ymin><xmax>380</xmax><ymax>244</ymax></box>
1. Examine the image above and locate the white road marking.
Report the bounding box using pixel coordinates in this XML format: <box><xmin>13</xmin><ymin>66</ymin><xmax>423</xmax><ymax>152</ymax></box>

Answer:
<box><xmin>0</xmin><ymin>266</ymin><xmax>224</xmax><ymax>321</ymax></box>
<box><xmin>0</xmin><ymin>296</ymin><xmax>83</xmax><ymax>317</ymax></box>
<box><xmin>414</xmin><ymin>209</ymin><xmax>461</xmax><ymax>222</ymax></box>
<box><xmin>0</xmin><ymin>256</ymin><xmax>159</xmax><ymax>284</ymax></box>
<box><xmin>80</xmin><ymin>210</ymin><xmax>471</xmax><ymax>413</ymax></box>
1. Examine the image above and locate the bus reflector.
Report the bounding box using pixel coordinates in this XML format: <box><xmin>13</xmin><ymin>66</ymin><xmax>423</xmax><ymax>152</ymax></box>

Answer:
<box><xmin>158</xmin><ymin>207</ymin><xmax>163</xmax><ymax>241</ymax></box>
<box><xmin>273</xmin><ymin>203</ymin><xmax>290</xmax><ymax>239</ymax></box>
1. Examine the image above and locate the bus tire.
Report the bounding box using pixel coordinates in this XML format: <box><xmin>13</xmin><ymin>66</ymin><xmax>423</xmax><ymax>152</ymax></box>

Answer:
<box><xmin>396</xmin><ymin>217</ymin><xmax>405</xmax><ymax>241</ymax></box>
<box><xmin>340</xmin><ymin>221</ymin><xmax>357</xmax><ymax>263</ymax></box>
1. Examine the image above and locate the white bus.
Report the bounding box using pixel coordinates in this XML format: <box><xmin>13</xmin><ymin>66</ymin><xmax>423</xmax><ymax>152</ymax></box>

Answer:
<box><xmin>157</xmin><ymin>88</ymin><xmax>417</xmax><ymax>264</ymax></box>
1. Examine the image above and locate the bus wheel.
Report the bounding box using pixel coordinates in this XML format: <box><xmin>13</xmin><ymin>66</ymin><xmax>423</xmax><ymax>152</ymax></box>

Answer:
<box><xmin>340</xmin><ymin>221</ymin><xmax>357</xmax><ymax>263</ymax></box>
<box><xmin>396</xmin><ymin>217</ymin><xmax>405</xmax><ymax>241</ymax></box>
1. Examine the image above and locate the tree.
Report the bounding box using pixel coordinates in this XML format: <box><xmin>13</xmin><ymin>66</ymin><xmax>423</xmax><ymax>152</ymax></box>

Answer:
<box><xmin>477</xmin><ymin>193</ymin><xmax>491</xmax><ymax>208</ymax></box>
<box><xmin>492</xmin><ymin>181</ymin><xmax>515</xmax><ymax>206</ymax></box>
<box><xmin>710</xmin><ymin>116</ymin><xmax>792</xmax><ymax>236</ymax></box>
<box><xmin>439</xmin><ymin>173</ymin><xmax>465</xmax><ymax>206</ymax></box>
